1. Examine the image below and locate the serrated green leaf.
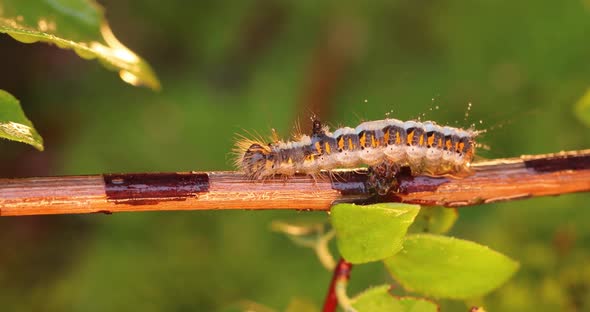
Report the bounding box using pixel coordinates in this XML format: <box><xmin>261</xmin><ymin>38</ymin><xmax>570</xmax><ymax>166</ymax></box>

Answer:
<box><xmin>0</xmin><ymin>0</ymin><xmax>160</xmax><ymax>90</ymax></box>
<box><xmin>331</xmin><ymin>203</ymin><xmax>420</xmax><ymax>264</ymax></box>
<box><xmin>385</xmin><ymin>234</ymin><xmax>519</xmax><ymax>299</ymax></box>
<box><xmin>408</xmin><ymin>207</ymin><xmax>458</xmax><ymax>234</ymax></box>
<box><xmin>0</xmin><ymin>90</ymin><xmax>43</xmax><ymax>150</ymax></box>
<box><xmin>575</xmin><ymin>88</ymin><xmax>590</xmax><ymax>127</ymax></box>
<box><xmin>351</xmin><ymin>285</ymin><xmax>439</xmax><ymax>312</ymax></box>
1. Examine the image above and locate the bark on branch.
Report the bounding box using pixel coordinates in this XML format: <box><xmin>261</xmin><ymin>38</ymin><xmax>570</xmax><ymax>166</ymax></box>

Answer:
<box><xmin>0</xmin><ymin>149</ymin><xmax>588</xmax><ymax>216</ymax></box>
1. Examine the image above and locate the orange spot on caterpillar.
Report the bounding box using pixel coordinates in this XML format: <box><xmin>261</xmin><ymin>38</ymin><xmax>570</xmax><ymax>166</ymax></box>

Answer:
<box><xmin>383</xmin><ymin>131</ymin><xmax>390</xmax><ymax>145</ymax></box>
<box><xmin>407</xmin><ymin>130</ymin><xmax>415</xmax><ymax>146</ymax></box>
<box><xmin>338</xmin><ymin>137</ymin><xmax>344</xmax><ymax>150</ymax></box>
<box><xmin>359</xmin><ymin>133</ymin><xmax>366</xmax><ymax>148</ymax></box>
<box><xmin>427</xmin><ymin>133</ymin><xmax>435</xmax><ymax>147</ymax></box>
<box><xmin>315</xmin><ymin>141</ymin><xmax>322</xmax><ymax>154</ymax></box>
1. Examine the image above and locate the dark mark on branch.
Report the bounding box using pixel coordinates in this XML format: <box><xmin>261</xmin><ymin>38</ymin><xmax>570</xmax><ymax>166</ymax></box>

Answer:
<box><xmin>524</xmin><ymin>153</ymin><xmax>590</xmax><ymax>173</ymax></box>
<box><xmin>397</xmin><ymin>174</ymin><xmax>450</xmax><ymax>194</ymax></box>
<box><xmin>384</xmin><ymin>167</ymin><xmax>450</xmax><ymax>204</ymax></box>
<box><xmin>330</xmin><ymin>171</ymin><xmax>369</xmax><ymax>196</ymax></box>
<box><xmin>104</xmin><ymin>173</ymin><xmax>210</xmax><ymax>205</ymax></box>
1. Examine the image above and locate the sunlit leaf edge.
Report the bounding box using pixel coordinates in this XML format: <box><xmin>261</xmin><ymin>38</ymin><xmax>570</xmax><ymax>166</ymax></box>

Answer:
<box><xmin>0</xmin><ymin>89</ymin><xmax>44</xmax><ymax>150</ymax></box>
<box><xmin>0</xmin><ymin>18</ymin><xmax>160</xmax><ymax>90</ymax></box>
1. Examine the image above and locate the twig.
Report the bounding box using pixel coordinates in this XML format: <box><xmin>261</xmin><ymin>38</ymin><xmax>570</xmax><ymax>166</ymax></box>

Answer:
<box><xmin>0</xmin><ymin>149</ymin><xmax>588</xmax><ymax>216</ymax></box>
<box><xmin>322</xmin><ymin>258</ymin><xmax>353</xmax><ymax>312</ymax></box>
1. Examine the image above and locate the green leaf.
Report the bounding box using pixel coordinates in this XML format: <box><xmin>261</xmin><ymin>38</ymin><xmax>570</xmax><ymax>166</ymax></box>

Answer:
<box><xmin>575</xmin><ymin>88</ymin><xmax>590</xmax><ymax>127</ymax></box>
<box><xmin>351</xmin><ymin>285</ymin><xmax>438</xmax><ymax>312</ymax></box>
<box><xmin>351</xmin><ymin>285</ymin><xmax>405</xmax><ymax>311</ymax></box>
<box><xmin>0</xmin><ymin>90</ymin><xmax>44</xmax><ymax>150</ymax></box>
<box><xmin>0</xmin><ymin>0</ymin><xmax>160</xmax><ymax>90</ymax></box>
<box><xmin>398</xmin><ymin>297</ymin><xmax>438</xmax><ymax>312</ymax></box>
<box><xmin>408</xmin><ymin>207</ymin><xmax>458</xmax><ymax>234</ymax></box>
<box><xmin>331</xmin><ymin>203</ymin><xmax>420</xmax><ymax>264</ymax></box>
<box><xmin>385</xmin><ymin>234</ymin><xmax>519</xmax><ymax>299</ymax></box>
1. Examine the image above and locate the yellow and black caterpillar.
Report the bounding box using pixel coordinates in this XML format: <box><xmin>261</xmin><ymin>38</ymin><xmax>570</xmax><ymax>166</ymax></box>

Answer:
<box><xmin>235</xmin><ymin>118</ymin><xmax>479</xmax><ymax>179</ymax></box>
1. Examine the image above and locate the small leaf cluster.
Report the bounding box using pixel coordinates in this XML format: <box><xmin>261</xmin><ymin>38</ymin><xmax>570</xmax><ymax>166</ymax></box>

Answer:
<box><xmin>332</xmin><ymin>203</ymin><xmax>519</xmax><ymax>311</ymax></box>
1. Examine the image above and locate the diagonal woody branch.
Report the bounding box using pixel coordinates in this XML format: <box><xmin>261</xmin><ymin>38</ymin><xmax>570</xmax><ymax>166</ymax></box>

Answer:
<box><xmin>0</xmin><ymin>149</ymin><xmax>589</xmax><ymax>216</ymax></box>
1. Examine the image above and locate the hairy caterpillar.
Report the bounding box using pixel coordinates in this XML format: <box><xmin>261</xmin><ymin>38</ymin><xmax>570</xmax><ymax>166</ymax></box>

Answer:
<box><xmin>234</xmin><ymin>117</ymin><xmax>480</xmax><ymax>179</ymax></box>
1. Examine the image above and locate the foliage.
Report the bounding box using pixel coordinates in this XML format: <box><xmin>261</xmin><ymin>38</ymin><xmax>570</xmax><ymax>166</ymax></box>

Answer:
<box><xmin>275</xmin><ymin>203</ymin><xmax>519</xmax><ymax>310</ymax></box>
<box><xmin>331</xmin><ymin>203</ymin><xmax>518</xmax><ymax>310</ymax></box>
<box><xmin>0</xmin><ymin>0</ymin><xmax>159</xmax><ymax>90</ymax></box>
<box><xmin>408</xmin><ymin>206</ymin><xmax>458</xmax><ymax>234</ymax></box>
<box><xmin>352</xmin><ymin>285</ymin><xmax>437</xmax><ymax>312</ymax></box>
<box><xmin>0</xmin><ymin>89</ymin><xmax>43</xmax><ymax>150</ymax></box>
<box><xmin>331</xmin><ymin>203</ymin><xmax>419</xmax><ymax>264</ymax></box>
<box><xmin>0</xmin><ymin>0</ymin><xmax>159</xmax><ymax>148</ymax></box>
<box><xmin>384</xmin><ymin>234</ymin><xmax>519</xmax><ymax>299</ymax></box>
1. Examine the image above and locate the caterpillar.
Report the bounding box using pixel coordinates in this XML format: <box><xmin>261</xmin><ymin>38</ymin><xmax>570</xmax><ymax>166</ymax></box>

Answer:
<box><xmin>234</xmin><ymin>117</ymin><xmax>480</xmax><ymax>179</ymax></box>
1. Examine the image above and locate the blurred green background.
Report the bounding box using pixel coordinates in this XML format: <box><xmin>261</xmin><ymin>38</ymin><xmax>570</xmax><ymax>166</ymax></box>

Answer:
<box><xmin>1</xmin><ymin>0</ymin><xmax>590</xmax><ymax>311</ymax></box>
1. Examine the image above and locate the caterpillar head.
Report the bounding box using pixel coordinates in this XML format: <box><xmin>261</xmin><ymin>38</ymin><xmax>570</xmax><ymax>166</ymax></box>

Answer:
<box><xmin>242</xmin><ymin>143</ymin><xmax>271</xmax><ymax>178</ymax></box>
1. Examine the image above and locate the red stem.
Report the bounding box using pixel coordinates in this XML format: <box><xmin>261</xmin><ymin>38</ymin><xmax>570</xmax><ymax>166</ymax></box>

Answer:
<box><xmin>322</xmin><ymin>258</ymin><xmax>353</xmax><ymax>312</ymax></box>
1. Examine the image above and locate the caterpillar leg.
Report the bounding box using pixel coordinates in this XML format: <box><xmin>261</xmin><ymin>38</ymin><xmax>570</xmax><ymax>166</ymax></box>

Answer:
<box><xmin>367</xmin><ymin>160</ymin><xmax>402</xmax><ymax>196</ymax></box>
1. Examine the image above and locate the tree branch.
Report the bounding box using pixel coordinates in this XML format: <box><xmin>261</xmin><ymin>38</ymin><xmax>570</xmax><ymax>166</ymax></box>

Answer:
<box><xmin>0</xmin><ymin>149</ymin><xmax>588</xmax><ymax>216</ymax></box>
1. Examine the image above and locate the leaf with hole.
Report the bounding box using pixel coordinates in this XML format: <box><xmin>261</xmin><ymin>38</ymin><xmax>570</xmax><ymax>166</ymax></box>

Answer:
<box><xmin>331</xmin><ymin>203</ymin><xmax>420</xmax><ymax>264</ymax></box>
<box><xmin>384</xmin><ymin>234</ymin><xmax>519</xmax><ymax>299</ymax></box>
<box><xmin>0</xmin><ymin>90</ymin><xmax>43</xmax><ymax>150</ymax></box>
<box><xmin>0</xmin><ymin>0</ymin><xmax>160</xmax><ymax>90</ymax></box>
